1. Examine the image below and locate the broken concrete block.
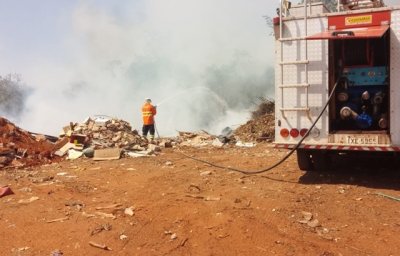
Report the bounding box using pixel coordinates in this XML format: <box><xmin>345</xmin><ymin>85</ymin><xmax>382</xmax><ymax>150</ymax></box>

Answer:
<box><xmin>93</xmin><ymin>148</ymin><xmax>121</xmax><ymax>161</ymax></box>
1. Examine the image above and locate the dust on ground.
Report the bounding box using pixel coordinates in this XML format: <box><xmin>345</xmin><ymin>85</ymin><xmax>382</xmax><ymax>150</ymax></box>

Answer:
<box><xmin>1</xmin><ymin>143</ymin><xmax>400</xmax><ymax>256</ymax></box>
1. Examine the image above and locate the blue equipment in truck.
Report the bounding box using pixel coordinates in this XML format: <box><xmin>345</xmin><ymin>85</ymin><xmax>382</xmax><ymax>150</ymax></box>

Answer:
<box><xmin>342</xmin><ymin>66</ymin><xmax>388</xmax><ymax>86</ymax></box>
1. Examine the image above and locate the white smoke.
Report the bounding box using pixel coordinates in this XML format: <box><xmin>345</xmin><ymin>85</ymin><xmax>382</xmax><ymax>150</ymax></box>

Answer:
<box><xmin>15</xmin><ymin>0</ymin><xmax>274</xmax><ymax>135</ymax></box>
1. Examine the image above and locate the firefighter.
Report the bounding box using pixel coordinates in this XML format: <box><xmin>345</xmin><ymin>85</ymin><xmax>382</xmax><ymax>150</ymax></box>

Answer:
<box><xmin>141</xmin><ymin>98</ymin><xmax>157</xmax><ymax>140</ymax></box>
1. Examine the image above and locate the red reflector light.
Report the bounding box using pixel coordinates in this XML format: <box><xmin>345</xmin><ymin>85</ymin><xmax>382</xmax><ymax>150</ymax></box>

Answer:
<box><xmin>290</xmin><ymin>128</ymin><xmax>299</xmax><ymax>138</ymax></box>
<box><xmin>280</xmin><ymin>128</ymin><xmax>289</xmax><ymax>138</ymax></box>
<box><xmin>300</xmin><ymin>128</ymin><xmax>308</xmax><ymax>137</ymax></box>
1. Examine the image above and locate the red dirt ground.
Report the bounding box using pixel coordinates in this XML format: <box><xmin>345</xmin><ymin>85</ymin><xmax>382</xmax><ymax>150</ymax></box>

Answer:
<box><xmin>1</xmin><ymin>143</ymin><xmax>400</xmax><ymax>255</ymax></box>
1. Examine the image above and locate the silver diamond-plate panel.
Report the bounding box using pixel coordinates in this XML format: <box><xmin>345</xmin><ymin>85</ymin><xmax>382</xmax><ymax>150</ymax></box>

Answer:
<box><xmin>390</xmin><ymin>10</ymin><xmax>400</xmax><ymax>146</ymax></box>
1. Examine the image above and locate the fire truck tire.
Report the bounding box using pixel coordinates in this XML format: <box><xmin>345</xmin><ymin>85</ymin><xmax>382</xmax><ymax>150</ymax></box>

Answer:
<box><xmin>296</xmin><ymin>149</ymin><xmax>313</xmax><ymax>171</ymax></box>
<box><xmin>311</xmin><ymin>151</ymin><xmax>330</xmax><ymax>172</ymax></box>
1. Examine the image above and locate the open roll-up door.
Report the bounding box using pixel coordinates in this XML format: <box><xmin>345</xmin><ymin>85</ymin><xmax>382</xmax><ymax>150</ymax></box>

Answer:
<box><xmin>307</xmin><ymin>25</ymin><xmax>389</xmax><ymax>40</ymax></box>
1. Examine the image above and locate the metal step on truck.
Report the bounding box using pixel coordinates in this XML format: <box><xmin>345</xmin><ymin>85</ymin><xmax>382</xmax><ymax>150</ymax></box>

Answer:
<box><xmin>273</xmin><ymin>0</ymin><xmax>400</xmax><ymax>171</ymax></box>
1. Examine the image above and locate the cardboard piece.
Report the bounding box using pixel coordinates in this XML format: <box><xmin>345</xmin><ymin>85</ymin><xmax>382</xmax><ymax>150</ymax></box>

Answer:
<box><xmin>93</xmin><ymin>148</ymin><xmax>121</xmax><ymax>161</ymax></box>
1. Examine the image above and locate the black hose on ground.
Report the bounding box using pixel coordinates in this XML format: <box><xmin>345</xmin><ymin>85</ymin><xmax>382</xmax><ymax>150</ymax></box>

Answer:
<box><xmin>178</xmin><ymin>79</ymin><xmax>340</xmax><ymax>175</ymax></box>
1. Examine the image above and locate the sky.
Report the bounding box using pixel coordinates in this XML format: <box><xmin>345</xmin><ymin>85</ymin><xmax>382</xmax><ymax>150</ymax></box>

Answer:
<box><xmin>0</xmin><ymin>0</ymin><xmax>398</xmax><ymax>135</ymax></box>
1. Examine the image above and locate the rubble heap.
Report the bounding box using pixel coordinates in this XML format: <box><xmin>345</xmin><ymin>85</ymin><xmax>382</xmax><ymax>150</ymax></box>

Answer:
<box><xmin>0</xmin><ymin>117</ymin><xmax>55</xmax><ymax>168</ymax></box>
<box><xmin>64</xmin><ymin>117</ymin><xmax>148</xmax><ymax>150</ymax></box>
<box><xmin>177</xmin><ymin>131</ymin><xmax>217</xmax><ymax>147</ymax></box>
<box><xmin>58</xmin><ymin>116</ymin><xmax>164</xmax><ymax>160</ymax></box>
<box><xmin>234</xmin><ymin>98</ymin><xmax>275</xmax><ymax>142</ymax></box>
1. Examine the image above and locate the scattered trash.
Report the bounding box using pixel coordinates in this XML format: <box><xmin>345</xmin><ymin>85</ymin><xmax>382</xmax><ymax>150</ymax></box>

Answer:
<box><xmin>95</xmin><ymin>203</ymin><xmax>123</xmax><ymax>210</ymax></box>
<box><xmin>18</xmin><ymin>196</ymin><xmax>39</xmax><ymax>204</ymax></box>
<box><xmin>235</xmin><ymin>141</ymin><xmax>255</xmax><ymax>148</ymax></box>
<box><xmin>89</xmin><ymin>241</ymin><xmax>112</xmax><ymax>251</ymax></box>
<box><xmin>180</xmin><ymin>238</ymin><xmax>189</xmax><ymax>247</ymax></box>
<box><xmin>127</xmin><ymin>151</ymin><xmax>151</xmax><ymax>158</ymax></box>
<box><xmin>67</xmin><ymin>149</ymin><xmax>84</xmax><ymax>160</ymax></box>
<box><xmin>91</xmin><ymin>223</ymin><xmax>112</xmax><ymax>236</ymax></box>
<box><xmin>82</xmin><ymin>212</ymin><xmax>96</xmax><ymax>218</ymax></box>
<box><xmin>46</xmin><ymin>217</ymin><xmax>69</xmax><ymax>223</ymax></box>
<box><xmin>50</xmin><ymin>249</ymin><xmax>64</xmax><ymax>256</ymax></box>
<box><xmin>205</xmin><ymin>196</ymin><xmax>221</xmax><ymax>201</ymax></box>
<box><xmin>200</xmin><ymin>171</ymin><xmax>212</xmax><ymax>176</ymax></box>
<box><xmin>19</xmin><ymin>187</ymin><xmax>32</xmax><ymax>193</ymax></box>
<box><xmin>65</xmin><ymin>200</ymin><xmax>85</xmax><ymax>209</ymax></box>
<box><xmin>95</xmin><ymin>211</ymin><xmax>117</xmax><ymax>220</ymax></box>
<box><xmin>0</xmin><ymin>186</ymin><xmax>14</xmax><ymax>198</ymax></box>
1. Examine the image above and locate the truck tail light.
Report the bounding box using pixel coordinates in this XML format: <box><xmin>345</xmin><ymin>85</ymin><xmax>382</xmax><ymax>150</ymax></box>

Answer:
<box><xmin>290</xmin><ymin>128</ymin><xmax>299</xmax><ymax>138</ymax></box>
<box><xmin>280</xmin><ymin>128</ymin><xmax>289</xmax><ymax>138</ymax></box>
<box><xmin>300</xmin><ymin>128</ymin><xmax>308</xmax><ymax>137</ymax></box>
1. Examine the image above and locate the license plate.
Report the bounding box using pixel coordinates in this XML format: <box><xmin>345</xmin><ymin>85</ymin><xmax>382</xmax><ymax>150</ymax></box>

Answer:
<box><xmin>335</xmin><ymin>134</ymin><xmax>379</xmax><ymax>145</ymax></box>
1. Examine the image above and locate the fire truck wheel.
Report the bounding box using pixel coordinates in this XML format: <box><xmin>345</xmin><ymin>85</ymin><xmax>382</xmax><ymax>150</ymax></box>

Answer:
<box><xmin>311</xmin><ymin>151</ymin><xmax>330</xmax><ymax>172</ymax></box>
<box><xmin>296</xmin><ymin>149</ymin><xmax>313</xmax><ymax>171</ymax></box>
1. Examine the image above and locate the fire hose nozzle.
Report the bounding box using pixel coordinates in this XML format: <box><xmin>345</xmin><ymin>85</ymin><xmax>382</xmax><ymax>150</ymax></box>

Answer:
<box><xmin>340</xmin><ymin>106</ymin><xmax>358</xmax><ymax>120</ymax></box>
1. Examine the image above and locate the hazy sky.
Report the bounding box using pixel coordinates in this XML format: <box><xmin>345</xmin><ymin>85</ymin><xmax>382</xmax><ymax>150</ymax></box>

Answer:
<box><xmin>0</xmin><ymin>0</ymin><xmax>398</xmax><ymax>135</ymax></box>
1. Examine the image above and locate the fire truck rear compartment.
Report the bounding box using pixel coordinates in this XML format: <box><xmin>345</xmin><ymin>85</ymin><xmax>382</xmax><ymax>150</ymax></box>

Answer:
<box><xmin>329</xmin><ymin>31</ymin><xmax>390</xmax><ymax>134</ymax></box>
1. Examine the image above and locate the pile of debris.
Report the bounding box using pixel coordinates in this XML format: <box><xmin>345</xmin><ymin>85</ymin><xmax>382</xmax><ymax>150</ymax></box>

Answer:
<box><xmin>234</xmin><ymin>98</ymin><xmax>275</xmax><ymax>142</ymax></box>
<box><xmin>0</xmin><ymin>117</ymin><xmax>56</xmax><ymax>168</ymax></box>
<box><xmin>57</xmin><ymin>116</ymin><xmax>163</xmax><ymax>160</ymax></box>
<box><xmin>176</xmin><ymin>128</ymin><xmax>255</xmax><ymax>148</ymax></box>
<box><xmin>177</xmin><ymin>131</ymin><xmax>217</xmax><ymax>147</ymax></box>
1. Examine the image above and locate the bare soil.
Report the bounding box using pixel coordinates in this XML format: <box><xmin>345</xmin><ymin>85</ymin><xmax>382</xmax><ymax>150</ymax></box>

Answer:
<box><xmin>1</xmin><ymin>143</ymin><xmax>400</xmax><ymax>256</ymax></box>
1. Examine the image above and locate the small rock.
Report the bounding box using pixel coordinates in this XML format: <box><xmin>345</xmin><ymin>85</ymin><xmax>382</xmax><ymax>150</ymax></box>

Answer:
<box><xmin>301</xmin><ymin>211</ymin><xmax>313</xmax><ymax>221</ymax></box>
<box><xmin>124</xmin><ymin>207</ymin><xmax>135</xmax><ymax>216</ymax></box>
<box><xmin>307</xmin><ymin>219</ymin><xmax>320</xmax><ymax>228</ymax></box>
<box><xmin>165</xmin><ymin>161</ymin><xmax>173</xmax><ymax>166</ymax></box>
<box><xmin>83</xmin><ymin>148</ymin><xmax>95</xmax><ymax>158</ymax></box>
<box><xmin>119</xmin><ymin>234</ymin><xmax>128</xmax><ymax>240</ymax></box>
<box><xmin>170</xmin><ymin>233</ymin><xmax>177</xmax><ymax>240</ymax></box>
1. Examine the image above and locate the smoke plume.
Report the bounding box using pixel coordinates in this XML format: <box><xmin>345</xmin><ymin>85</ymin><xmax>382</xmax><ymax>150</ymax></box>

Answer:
<box><xmin>15</xmin><ymin>0</ymin><xmax>274</xmax><ymax>135</ymax></box>
<box><xmin>0</xmin><ymin>74</ymin><xmax>30</xmax><ymax>120</ymax></box>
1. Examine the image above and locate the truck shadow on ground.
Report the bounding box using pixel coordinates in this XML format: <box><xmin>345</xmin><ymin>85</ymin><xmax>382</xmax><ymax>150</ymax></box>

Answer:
<box><xmin>298</xmin><ymin>154</ymin><xmax>400</xmax><ymax>191</ymax></box>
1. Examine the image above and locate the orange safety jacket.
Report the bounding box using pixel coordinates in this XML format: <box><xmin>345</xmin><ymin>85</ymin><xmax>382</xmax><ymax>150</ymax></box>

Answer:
<box><xmin>142</xmin><ymin>103</ymin><xmax>157</xmax><ymax>125</ymax></box>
